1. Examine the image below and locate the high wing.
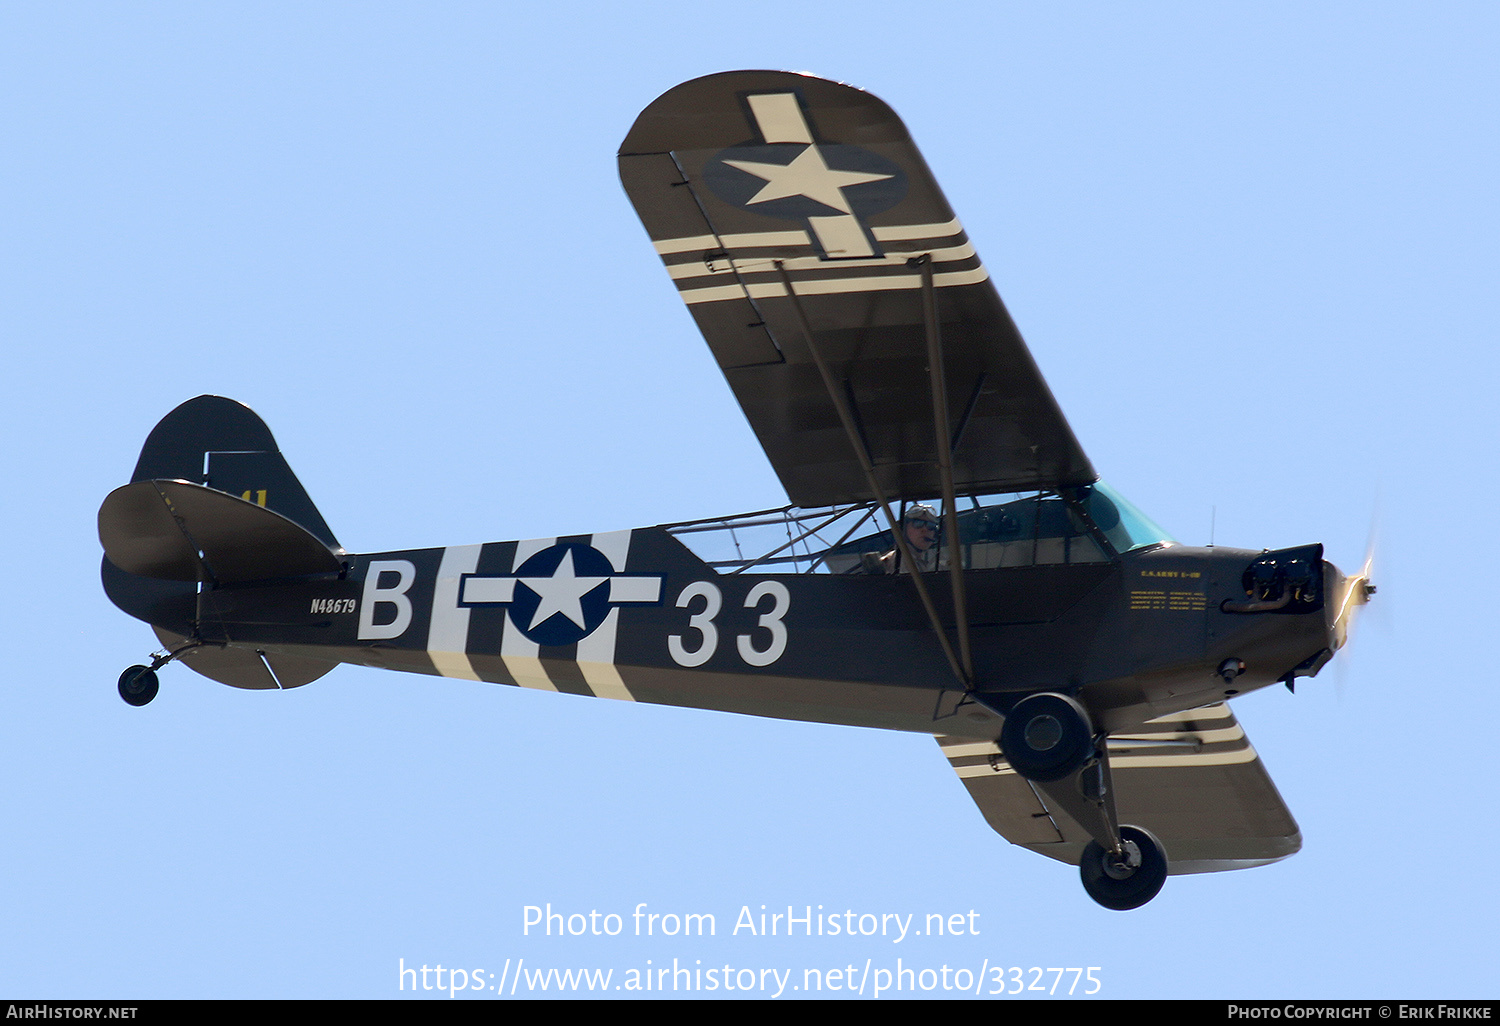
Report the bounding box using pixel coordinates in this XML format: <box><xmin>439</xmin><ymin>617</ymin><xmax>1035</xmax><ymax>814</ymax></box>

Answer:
<box><xmin>938</xmin><ymin>704</ymin><xmax>1302</xmax><ymax>873</ymax></box>
<box><xmin>619</xmin><ymin>71</ymin><xmax>1096</xmax><ymax>508</ymax></box>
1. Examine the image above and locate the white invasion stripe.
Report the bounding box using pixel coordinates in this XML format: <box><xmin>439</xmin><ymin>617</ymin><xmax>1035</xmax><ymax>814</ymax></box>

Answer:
<box><xmin>503</xmin><ymin>654</ymin><xmax>557</xmax><ymax>692</ymax></box>
<box><xmin>652</xmin><ymin>221</ymin><xmax>963</xmax><ymax>257</ymax></box>
<box><xmin>746</xmin><ymin>92</ymin><xmax>813</xmax><ymax>144</ymax></box>
<box><xmin>500</xmin><ymin>537</ymin><xmax>557</xmax><ymax>692</ymax></box>
<box><xmin>1109</xmin><ymin>725</ymin><xmax>1246</xmax><ymax>746</ymax></box>
<box><xmin>667</xmin><ymin>240</ymin><xmax>977</xmax><ymax>280</ymax></box>
<box><xmin>941</xmin><ymin>741</ymin><xmax>1001</xmax><ymax>759</ymax></box>
<box><xmin>576</xmin><ymin>530</ymin><xmax>635</xmax><ymax>701</ymax></box>
<box><xmin>589</xmin><ymin>529</ymin><xmax>632</xmax><ymax>573</ymax></box>
<box><xmin>428</xmin><ymin>544</ymin><xmax>482</xmax><ymax>681</ymax></box>
<box><xmin>1104</xmin><ymin>739</ymin><xmax>1201</xmax><ymax>751</ymax></box>
<box><xmin>654</xmin><ymin>233</ymin><xmax>718</xmax><ymax>255</ymax></box>
<box><xmin>1145</xmin><ymin>704</ymin><xmax>1233</xmax><ymax>725</ymax></box>
<box><xmin>680</xmin><ymin>266</ymin><xmax>989</xmax><ymax>304</ymax></box>
<box><xmin>807</xmin><ymin>214</ymin><xmax>875</xmax><ymax>258</ymax></box>
<box><xmin>1109</xmin><ymin>746</ymin><xmax>1259</xmax><ymax>769</ymax></box>
<box><xmin>956</xmin><ymin>762</ymin><xmax>1013</xmax><ymax>778</ymax></box>
<box><xmin>762</xmin><ymin>239</ymin><xmax>974</xmax><ymax>270</ymax></box>
<box><xmin>654</xmin><ymin>230</ymin><xmax>807</xmax><ymax>255</ymax></box>
<box><xmin>674</xmin><ymin>283</ymin><xmax>748</xmax><ymax>304</ymax></box>
<box><xmin>513</xmin><ymin>537</ymin><xmax>556</xmax><ymax>566</ymax></box>
<box><xmin>954</xmin><ymin>743</ymin><xmax>1259</xmax><ymax>776</ymax></box>
<box><xmin>461</xmin><ymin>577</ymin><xmax>516</xmax><ymax>603</ymax></box>
<box><xmin>429</xmin><ymin>652</ymin><xmax>480</xmax><ymax>681</ymax></box>
<box><xmin>945</xmin><ymin>725</ymin><xmax>1243</xmax><ymax>760</ymax></box>
<box><xmin>872</xmin><ymin>218</ymin><xmax>962</xmax><ymax>241</ymax></box>
<box><xmin>759</xmin><ymin>266</ymin><xmax>989</xmax><ymax>296</ymax></box>
<box><xmin>577</xmin><ymin>608</ymin><xmax>633</xmax><ymax>701</ymax></box>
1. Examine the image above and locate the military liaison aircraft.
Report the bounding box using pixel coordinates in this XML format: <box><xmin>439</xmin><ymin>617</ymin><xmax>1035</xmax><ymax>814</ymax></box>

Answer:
<box><xmin>99</xmin><ymin>71</ymin><xmax>1374</xmax><ymax>910</ymax></box>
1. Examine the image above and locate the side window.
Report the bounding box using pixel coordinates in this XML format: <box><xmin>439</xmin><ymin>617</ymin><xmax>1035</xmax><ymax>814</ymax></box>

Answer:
<box><xmin>819</xmin><ymin>494</ymin><xmax>1114</xmax><ymax>574</ymax></box>
<box><xmin>964</xmin><ymin>497</ymin><xmax>1107</xmax><ymax>569</ymax></box>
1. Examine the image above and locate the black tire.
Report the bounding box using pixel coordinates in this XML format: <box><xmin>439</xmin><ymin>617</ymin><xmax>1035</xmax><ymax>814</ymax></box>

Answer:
<box><xmin>998</xmin><ymin>692</ymin><xmax>1093</xmax><ymax>782</ymax></box>
<box><xmin>1079</xmin><ymin>826</ymin><xmax>1168</xmax><ymax>910</ymax></box>
<box><xmin>118</xmin><ymin>665</ymin><xmax>159</xmax><ymax>707</ymax></box>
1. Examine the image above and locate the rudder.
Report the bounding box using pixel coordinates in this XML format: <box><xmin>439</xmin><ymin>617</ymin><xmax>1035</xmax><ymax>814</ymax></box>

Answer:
<box><xmin>129</xmin><ymin>395</ymin><xmax>340</xmax><ymax>549</ymax></box>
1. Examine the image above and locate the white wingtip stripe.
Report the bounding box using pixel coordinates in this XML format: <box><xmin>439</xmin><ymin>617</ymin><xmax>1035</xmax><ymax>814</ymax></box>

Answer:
<box><xmin>679</xmin><ymin>266</ymin><xmax>989</xmax><ymax>305</ymax></box>
<box><xmin>1145</xmin><ymin>704</ymin><xmax>1234</xmax><ymax>725</ymax></box>
<box><xmin>939</xmin><ymin>741</ymin><xmax>1001</xmax><ymax>758</ymax></box>
<box><xmin>666</xmin><ymin>241</ymin><xmax>978</xmax><ymax>281</ymax></box>
<box><xmin>651</xmin><ymin>220</ymin><xmax>965</xmax><ymax>256</ymax></box>
<box><xmin>954</xmin><ymin>763</ymin><xmax>1008</xmax><ymax>778</ymax></box>
<box><xmin>950</xmin><ymin>745</ymin><xmax>1260</xmax><ymax>776</ymax></box>
<box><xmin>1109</xmin><ymin>746</ymin><xmax>1259</xmax><ymax>769</ymax></box>
<box><xmin>872</xmin><ymin>218</ymin><xmax>963</xmax><ymax>242</ymax></box>
<box><xmin>1109</xmin><ymin>725</ymin><xmax>1247</xmax><ymax>746</ymax></box>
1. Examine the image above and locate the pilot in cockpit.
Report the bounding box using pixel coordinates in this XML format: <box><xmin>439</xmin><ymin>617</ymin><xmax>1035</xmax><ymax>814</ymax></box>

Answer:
<box><xmin>863</xmin><ymin>504</ymin><xmax>943</xmax><ymax>574</ymax></box>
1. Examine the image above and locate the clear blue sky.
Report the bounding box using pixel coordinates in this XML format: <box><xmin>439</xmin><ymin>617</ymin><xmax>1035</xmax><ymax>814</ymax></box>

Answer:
<box><xmin>3</xmin><ymin>2</ymin><xmax>1495</xmax><ymax>999</ymax></box>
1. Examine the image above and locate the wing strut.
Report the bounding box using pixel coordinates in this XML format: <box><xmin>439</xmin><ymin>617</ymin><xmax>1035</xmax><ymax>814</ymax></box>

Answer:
<box><xmin>919</xmin><ymin>255</ymin><xmax>975</xmax><ymax>684</ymax></box>
<box><xmin>773</xmin><ymin>261</ymin><xmax>971</xmax><ymax>689</ymax></box>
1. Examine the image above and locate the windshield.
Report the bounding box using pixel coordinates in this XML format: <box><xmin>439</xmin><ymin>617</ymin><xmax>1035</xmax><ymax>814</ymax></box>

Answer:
<box><xmin>1083</xmin><ymin>482</ymin><xmax>1175</xmax><ymax>553</ymax></box>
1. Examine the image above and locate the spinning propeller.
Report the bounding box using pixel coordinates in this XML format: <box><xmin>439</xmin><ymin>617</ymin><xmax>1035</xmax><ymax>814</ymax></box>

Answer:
<box><xmin>1331</xmin><ymin>536</ymin><xmax>1378</xmax><ymax>654</ymax></box>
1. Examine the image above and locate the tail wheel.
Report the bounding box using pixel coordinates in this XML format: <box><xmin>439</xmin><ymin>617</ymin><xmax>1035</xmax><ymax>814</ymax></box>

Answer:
<box><xmin>998</xmin><ymin>692</ymin><xmax>1093</xmax><ymax>782</ymax></box>
<box><xmin>118</xmin><ymin>665</ymin><xmax>159</xmax><ymax>707</ymax></box>
<box><xmin>1079</xmin><ymin>826</ymin><xmax>1168</xmax><ymax>910</ymax></box>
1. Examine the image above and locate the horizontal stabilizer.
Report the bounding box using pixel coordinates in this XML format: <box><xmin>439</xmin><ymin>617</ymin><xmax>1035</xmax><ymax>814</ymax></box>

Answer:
<box><xmin>99</xmin><ymin>480</ymin><xmax>345</xmax><ymax>584</ymax></box>
<box><xmin>152</xmin><ymin>628</ymin><xmax>335</xmax><ymax>690</ymax></box>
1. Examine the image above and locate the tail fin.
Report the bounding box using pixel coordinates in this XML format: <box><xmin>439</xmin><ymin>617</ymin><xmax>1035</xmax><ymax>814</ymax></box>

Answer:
<box><xmin>101</xmin><ymin>396</ymin><xmax>342</xmax><ymax>691</ymax></box>
<box><xmin>129</xmin><ymin>395</ymin><xmax>340</xmax><ymax>549</ymax></box>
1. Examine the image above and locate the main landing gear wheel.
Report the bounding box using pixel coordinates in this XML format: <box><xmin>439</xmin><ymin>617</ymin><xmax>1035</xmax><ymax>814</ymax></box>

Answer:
<box><xmin>118</xmin><ymin>665</ymin><xmax>159</xmax><ymax>707</ymax></box>
<box><xmin>998</xmin><ymin>692</ymin><xmax>1094</xmax><ymax>782</ymax></box>
<box><xmin>1079</xmin><ymin>826</ymin><xmax>1168</xmax><ymax>910</ymax></box>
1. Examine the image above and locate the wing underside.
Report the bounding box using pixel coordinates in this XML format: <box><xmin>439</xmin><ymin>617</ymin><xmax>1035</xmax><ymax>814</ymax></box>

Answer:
<box><xmin>620</xmin><ymin>71</ymin><xmax>1095</xmax><ymax>508</ymax></box>
<box><xmin>938</xmin><ymin>704</ymin><xmax>1302</xmax><ymax>874</ymax></box>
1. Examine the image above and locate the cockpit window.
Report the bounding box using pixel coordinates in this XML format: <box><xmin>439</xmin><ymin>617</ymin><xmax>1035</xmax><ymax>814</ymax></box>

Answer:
<box><xmin>950</xmin><ymin>494</ymin><xmax>1109</xmax><ymax>568</ymax></box>
<box><xmin>662</xmin><ymin>484</ymin><xmax>1173</xmax><ymax>574</ymax></box>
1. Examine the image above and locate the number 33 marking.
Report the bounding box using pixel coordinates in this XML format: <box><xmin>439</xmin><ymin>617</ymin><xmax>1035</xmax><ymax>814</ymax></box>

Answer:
<box><xmin>668</xmin><ymin>581</ymin><xmax>790</xmax><ymax>667</ymax></box>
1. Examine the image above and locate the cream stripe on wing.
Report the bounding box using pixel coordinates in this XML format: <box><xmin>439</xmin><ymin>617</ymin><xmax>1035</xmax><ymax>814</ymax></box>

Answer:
<box><xmin>651</xmin><ymin>220</ymin><xmax>965</xmax><ymax>256</ymax></box>
<box><xmin>679</xmin><ymin>266</ymin><xmax>989</xmax><ymax>304</ymax></box>
<box><xmin>665</xmin><ymin>241</ymin><xmax>977</xmax><ymax>280</ymax></box>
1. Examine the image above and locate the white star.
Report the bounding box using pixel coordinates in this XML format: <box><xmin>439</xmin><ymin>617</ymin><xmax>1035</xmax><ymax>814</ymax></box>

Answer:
<box><xmin>723</xmin><ymin>145</ymin><xmax>893</xmax><ymax>215</ymax></box>
<box><xmin>517</xmin><ymin>549</ymin><xmax>608</xmax><ymax>631</ymax></box>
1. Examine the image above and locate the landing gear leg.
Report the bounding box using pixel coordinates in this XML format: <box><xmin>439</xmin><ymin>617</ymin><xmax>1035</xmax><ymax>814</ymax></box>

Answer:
<box><xmin>115</xmin><ymin>640</ymin><xmax>203</xmax><ymax>706</ymax></box>
<box><xmin>1001</xmin><ymin>704</ymin><xmax>1170</xmax><ymax>909</ymax></box>
<box><xmin>985</xmin><ymin>691</ymin><xmax>1171</xmax><ymax>908</ymax></box>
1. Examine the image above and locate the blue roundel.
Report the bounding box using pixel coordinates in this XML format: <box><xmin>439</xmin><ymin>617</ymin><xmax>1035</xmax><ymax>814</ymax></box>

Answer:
<box><xmin>507</xmin><ymin>543</ymin><xmax>615</xmax><ymax>647</ymax></box>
